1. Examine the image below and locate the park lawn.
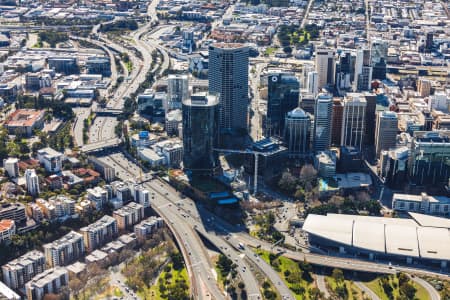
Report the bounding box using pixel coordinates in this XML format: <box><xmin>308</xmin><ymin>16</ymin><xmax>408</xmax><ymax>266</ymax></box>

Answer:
<box><xmin>325</xmin><ymin>276</ymin><xmax>363</xmax><ymax>300</ymax></box>
<box><xmin>364</xmin><ymin>275</ymin><xmax>429</xmax><ymax>300</ymax></box>
<box><xmin>93</xmin><ymin>285</ymin><xmax>123</xmax><ymax>300</ymax></box>
<box><xmin>145</xmin><ymin>262</ymin><xmax>189</xmax><ymax>300</ymax></box>
<box><xmin>265</xmin><ymin>47</ymin><xmax>277</xmax><ymax>55</ymax></box>
<box><xmin>256</xmin><ymin>249</ymin><xmax>313</xmax><ymax>300</ymax></box>
<box><xmin>365</xmin><ymin>277</ymin><xmax>390</xmax><ymax>300</ymax></box>
<box><xmin>412</xmin><ymin>281</ymin><xmax>430</xmax><ymax>300</ymax></box>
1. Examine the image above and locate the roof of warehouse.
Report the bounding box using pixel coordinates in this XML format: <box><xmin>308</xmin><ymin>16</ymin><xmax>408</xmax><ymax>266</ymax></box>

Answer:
<box><xmin>303</xmin><ymin>213</ymin><xmax>450</xmax><ymax>261</ymax></box>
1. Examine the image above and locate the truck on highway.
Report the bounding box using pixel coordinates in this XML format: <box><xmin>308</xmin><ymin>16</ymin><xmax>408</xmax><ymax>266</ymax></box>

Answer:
<box><xmin>238</xmin><ymin>242</ymin><xmax>245</xmax><ymax>250</ymax></box>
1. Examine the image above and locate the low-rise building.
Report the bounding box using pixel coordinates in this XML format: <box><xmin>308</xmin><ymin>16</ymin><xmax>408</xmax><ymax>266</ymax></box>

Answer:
<box><xmin>80</xmin><ymin>215</ymin><xmax>118</xmax><ymax>252</ymax></box>
<box><xmin>392</xmin><ymin>193</ymin><xmax>450</xmax><ymax>216</ymax></box>
<box><xmin>0</xmin><ymin>203</ymin><xmax>26</xmax><ymax>225</ymax></box>
<box><xmin>25</xmin><ymin>267</ymin><xmax>69</xmax><ymax>300</ymax></box>
<box><xmin>37</xmin><ymin>147</ymin><xmax>63</xmax><ymax>173</ymax></box>
<box><xmin>113</xmin><ymin>202</ymin><xmax>144</xmax><ymax>230</ymax></box>
<box><xmin>2</xmin><ymin>250</ymin><xmax>46</xmax><ymax>290</ymax></box>
<box><xmin>5</xmin><ymin>109</ymin><xmax>45</xmax><ymax>137</ymax></box>
<box><xmin>3</xmin><ymin>158</ymin><xmax>19</xmax><ymax>178</ymax></box>
<box><xmin>43</xmin><ymin>231</ymin><xmax>84</xmax><ymax>267</ymax></box>
<box><xmin>86</xmin><ymin>186</ymin><xmax>108</xmax><ymax>210</ymax></box>
<box><xmin>314</xmin><ymin>151</ymin><xmax>336</xmax><ymax>178</ymax></box>
<box><xmin>0</xmin><ymin>220</ymin><xmax>15</xmax><ymax>243</ymax></box>
<box><xmin>134</xmin><ymin>217</ymin><xmax>164</xmax><ymax>240</ymax></box>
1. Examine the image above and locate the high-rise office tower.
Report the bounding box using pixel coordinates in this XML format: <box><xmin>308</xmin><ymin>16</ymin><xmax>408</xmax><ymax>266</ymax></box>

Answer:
<box><xmin>25</xmin><ymin>169</ymin><xmax>40</xmax><ymax>196</ymax></box>
<box><xmin>375</xmin><ymin>111</ymin><xmax>398</xmax><ymax>157</ymax></box>
<box><xmin>331</xmin><ymin>98</ymin><xmax>344</xmax><ymax>146</ymax></box>
<box><xmin>417</xmin><ymin>78</ymin><xmax>432</xmax><ymax>97</ymax></box>
<box><xmin>302</xmin><ymin>63</ymin><xmax>315</xmax><ymax>87</ymax></box>
<box><xmin>313</xmin><ymin>94</ymin><xmax>333</xmax><ymax>152</ymax></box>
<box><xmin>284</xmin><ymin>107</ymin><xmax>311</xmax><ymax>157</ymax></box>
<box><xmin>409</xmin><ymin>131</ymin><xmax>450</xmax><ymax>185</ymax></box>
<box><xmin>182</xmin><ymin>93</ymin><xmax>219</xmax><ymax>176</ymax></box>
<box><xmin>335</xmin><ymin>51</ymin><xmax>355</xmax><ymax>91</ymax></box>
<box><xmin>168</xmin><ymin>74</ymin><xmax>189</xmax><ymax>110</ymax></box>
<box><xmin>266</xmin><ymin>72</ymin><xmax>300</xmax><ymax>137</ymax></box>
<box><xmin>364</xmin><ymin>92</ymin><xmax>377</xmax><ymax>146</ymax></box>
<box><xmin>208</xmin><ymin>43</ymin><xmax>249</xmax><ymax>134</ymax></box>
<box><xmin>425</xmin><ymin>32</ymin><xmax>434</xmax><ymax>52</ymax></box>
<box><xmin>370</xmin><ymin>39</ymin><xmax>388</xmax><ymax>80</ymax></box>
<box><xmin>354</xmin><ymin>49</ymin><xmax>372</xmax><ymax>92</ymax></box>
<box><xmin>306</xmin><ymin>71</ymin><xmax>319</xmax><ymax>96</ymax></box>
<box><xmin>315</xmin><ymin>49</ymin><xmax>335</xmax><ymax>90</ymax></box>
<box><xmin>341</xmin><ymin>93</ymin><xmax>367</xmax><ymax>150</ymax></box>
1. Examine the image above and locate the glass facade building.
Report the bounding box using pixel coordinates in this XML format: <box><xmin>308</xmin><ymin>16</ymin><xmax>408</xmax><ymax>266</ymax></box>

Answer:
<box><xmin>408</xmin><ymin>131</ymin><xmax>450</xmax><ymax>185</ymax></box>
<box><xmin>182</xmin><ymin>93</ymin><xmax>219</xmax><ymax>176</ymax></box>
<box><xmin>266</xmin><ymin>72</ymin><xmax>300</xmax><ymax>137</ymax></box>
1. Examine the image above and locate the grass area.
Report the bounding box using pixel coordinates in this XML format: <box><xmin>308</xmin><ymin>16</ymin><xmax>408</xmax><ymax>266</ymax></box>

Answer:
<box><xmin>364</xmin><ymin>274</ymin><xmax>430</xmax><ymax>300</ymax></box>
<box><xmin>325</xmin><ymin>276</ymin><xmax>364</xmax><ymax>300</ymax></box>
<box><xmin>256</xmin><ymin>249</ymin><xmax>315</xmax><ymax>300</ymax></box>
<box><xmin>145</xmin><ymin>262</ymin><xmax>189</xmax><ymax>300</ymax></box>
<box><xmin>125</xmin><ymin>60</ymin><xmax>133</xmax><ymax>73</ymax></box>
<box><xmin>264</xmin><ymin>47</ymin><xmax>277</xmax><ymax>56</ymax></box>
<box><xmin>92</xmin><ymin>285</ymin><xmax>123</xmax><ymax>300</ymax></box>
<box><xmin>190</xmin><ymin>176</ymin><xmax>228</xmax><ymax>193</ymax></box>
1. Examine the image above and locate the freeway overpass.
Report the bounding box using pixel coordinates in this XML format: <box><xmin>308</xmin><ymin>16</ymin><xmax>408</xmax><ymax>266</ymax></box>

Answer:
<box><xmin>95</xmin><ymin>108</ymin><xmax>123</xmax><ymax>116</ymax></box>
<box><xmin>81</xmin><ymin>138</ymin><xmax>122</xmax><ymax>153</ymax></box>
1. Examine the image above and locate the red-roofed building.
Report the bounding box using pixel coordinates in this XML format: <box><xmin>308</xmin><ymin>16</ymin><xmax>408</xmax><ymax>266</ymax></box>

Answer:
<box><xmin>0</xmin><ymin>219</ymin><xmax>15</xmax><ymax>243</ymax></box>
<box><xmin>5</xmin><ymin>109</ymin><xmax>45</xmax><ymax>137</ymax></box>
<box><xmin>73</xmin><ymin>168</ymin><xmax>100</xmax><ymax>185</ymax></box>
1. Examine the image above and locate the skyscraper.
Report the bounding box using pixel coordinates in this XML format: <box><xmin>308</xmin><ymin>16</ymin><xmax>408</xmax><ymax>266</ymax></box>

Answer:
<box><xmin>353</xmin><ymin>49</ymin><xmax>372</xmax><ymax>92</ymax></box>
<box><xmin>341</xmin><ymin>93</ymin><xmax>367</xmax><ymax>150</ymax></box>
<box><xmin>335</xmin><ymin>51</ymin><xmax>355</xmax><ymax>91</ymax></box>
<box><xmin>375</xmin><ymin>111</ymin><xmax>398</xmax><ymax>157</ymax></box>
<box><xmin>364</xmin><ymin>92</ymin><xmax>377</xmax><ymax>146</ymax></box>
<box><xmin>370</xmin><ymin>39</ymin><xmax>388</xmax><ymax>80</ymax></box>
<box><xmin>25</xmin><ymin>169</ymin><xmax>40</xmax><ymax>196</ymax></box>
<box><xmin>208</xmin><ymin>43</ymin><xmax>249</xmax><ymax>134</ymax></box>
<box><xmin>266</xmin><ymin>72</ymin><xmax>300</xmax><ymax>137</ymax></box>
<box><xmin>182</xmin><ymin>93</ymin><xmax>219</xmax><ymax>176</ymax></box>
<box><xmin>331</xmin><ymin>98</ymin><xmax>344</xmax><ymax>146</ymax></box>
<box><xmin>313</xmin><ymin>94</ymin><xmax>333</xmax><ymax>152</ymax></box>
<box><xmin>284</xmin><ymin>107</ymin><xmax>311</xmax><ymax>157</ymax></box>
<box><xmin>315</xmin><ymin>49</ymin><xmax>335</xmax><ymax>90</ymax></box>
<box><xmin>306</xmin><ymin>71</ymin><xmax>318</xmax><ymax>96</ymax></box>
<box><xmin>168</xmin><ymin>74</ymin><xmax>189</xmax><ymax>110</ymax></box>
<box><xmin>409</xmin><ymin>131</ymin><xmax>450</xmax><ymax>185</ymax></box>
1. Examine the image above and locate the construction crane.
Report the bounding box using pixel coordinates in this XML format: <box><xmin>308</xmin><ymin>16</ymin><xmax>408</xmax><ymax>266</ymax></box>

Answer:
<box><xmin>213</xmin><ymin>148</ymin><xmax>263</xmax><ymax>195</ymax></box>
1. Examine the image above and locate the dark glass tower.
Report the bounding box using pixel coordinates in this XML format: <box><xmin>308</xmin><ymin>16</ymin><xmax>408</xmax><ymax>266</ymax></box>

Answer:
<box><xmin>266</xmin><ymin>72</ymin><xmax>300</xmax><ymax>137</ymax></box>
<box><xmin>182</xmin><ymin>93</ymin><xmax>219</xmax><ymax>176</ymax></box>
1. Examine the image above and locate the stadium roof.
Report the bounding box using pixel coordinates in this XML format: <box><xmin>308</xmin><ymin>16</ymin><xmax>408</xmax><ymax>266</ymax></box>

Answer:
<box><xmin>303</xmin><ymin>213</ymin><xmax>450</xmax><ymax>261</ymax></box>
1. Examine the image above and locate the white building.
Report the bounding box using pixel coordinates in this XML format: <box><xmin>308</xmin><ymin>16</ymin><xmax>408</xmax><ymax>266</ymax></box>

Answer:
<box><xmin>87</xmin><ymin>186</ymin><xmax>108</xmax><ymax>210</ymax></box>
<box><xmin>152</xmin><ymin>139</ymin><xmax>183</xmax><ymax>167</ymax></box>
<box><xmin>137</xmin><ymin>148</ymin><xmax>165</xmax><ymax>168</ymax></box>
<box><xmin>392</xmin><ymin>193</ymin><xmax>450</xmax><ymax>216</ymax></box>
<box><xmin>306</xmin><ymin>71</ymin><xmax>318</xmax><ymax>97</ymax></box>
<box><xmin>25</xmin><ymin>169</ymin><xmax>40</xmax><ymax>196</ymax></box>
<box><xmin>43</xmin><ymin>231</ymin><xmax>84</xmax><ymax>267</ymax></box>
<box><xmin>2</xmin><ymin>250</ymin><xmax>46</xmax><ymax>290</ymax></box>
<box><xmin>0</xmin><ymin>220</ymin><xmax>15</xmax><ymax>243</ymax></box>
<box><xmin>341</xmin><ymin>93</ymin><xmax>366</xmax><ymax>150</ymax></box>
<box><xmin>168</xmin><ymin>74</ymin><xmax>189</xmax><ymax>110</ymax></box>
<box><xmin>37</xmin><ymin>148</ymin><xmax>63</xmax><ymax>173</ymax></box>
<box><xmin>80</xmin><ymin>215</ymin><xmax>118</xmax><ymax>252</ymax></box>
<box><xmin>315</xmin><ymin>48</ymin><xmax>335</xmax><ymax>89</ymax></box>
<box><xmin>26</xmin><ymin>267</ymin><xmax>68</xmax><ymax>300</ymax></box>
<box><xmin>3</xmin><ymin>158</ymin><xmax>19</xmax><ymax>178</ymax></box>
